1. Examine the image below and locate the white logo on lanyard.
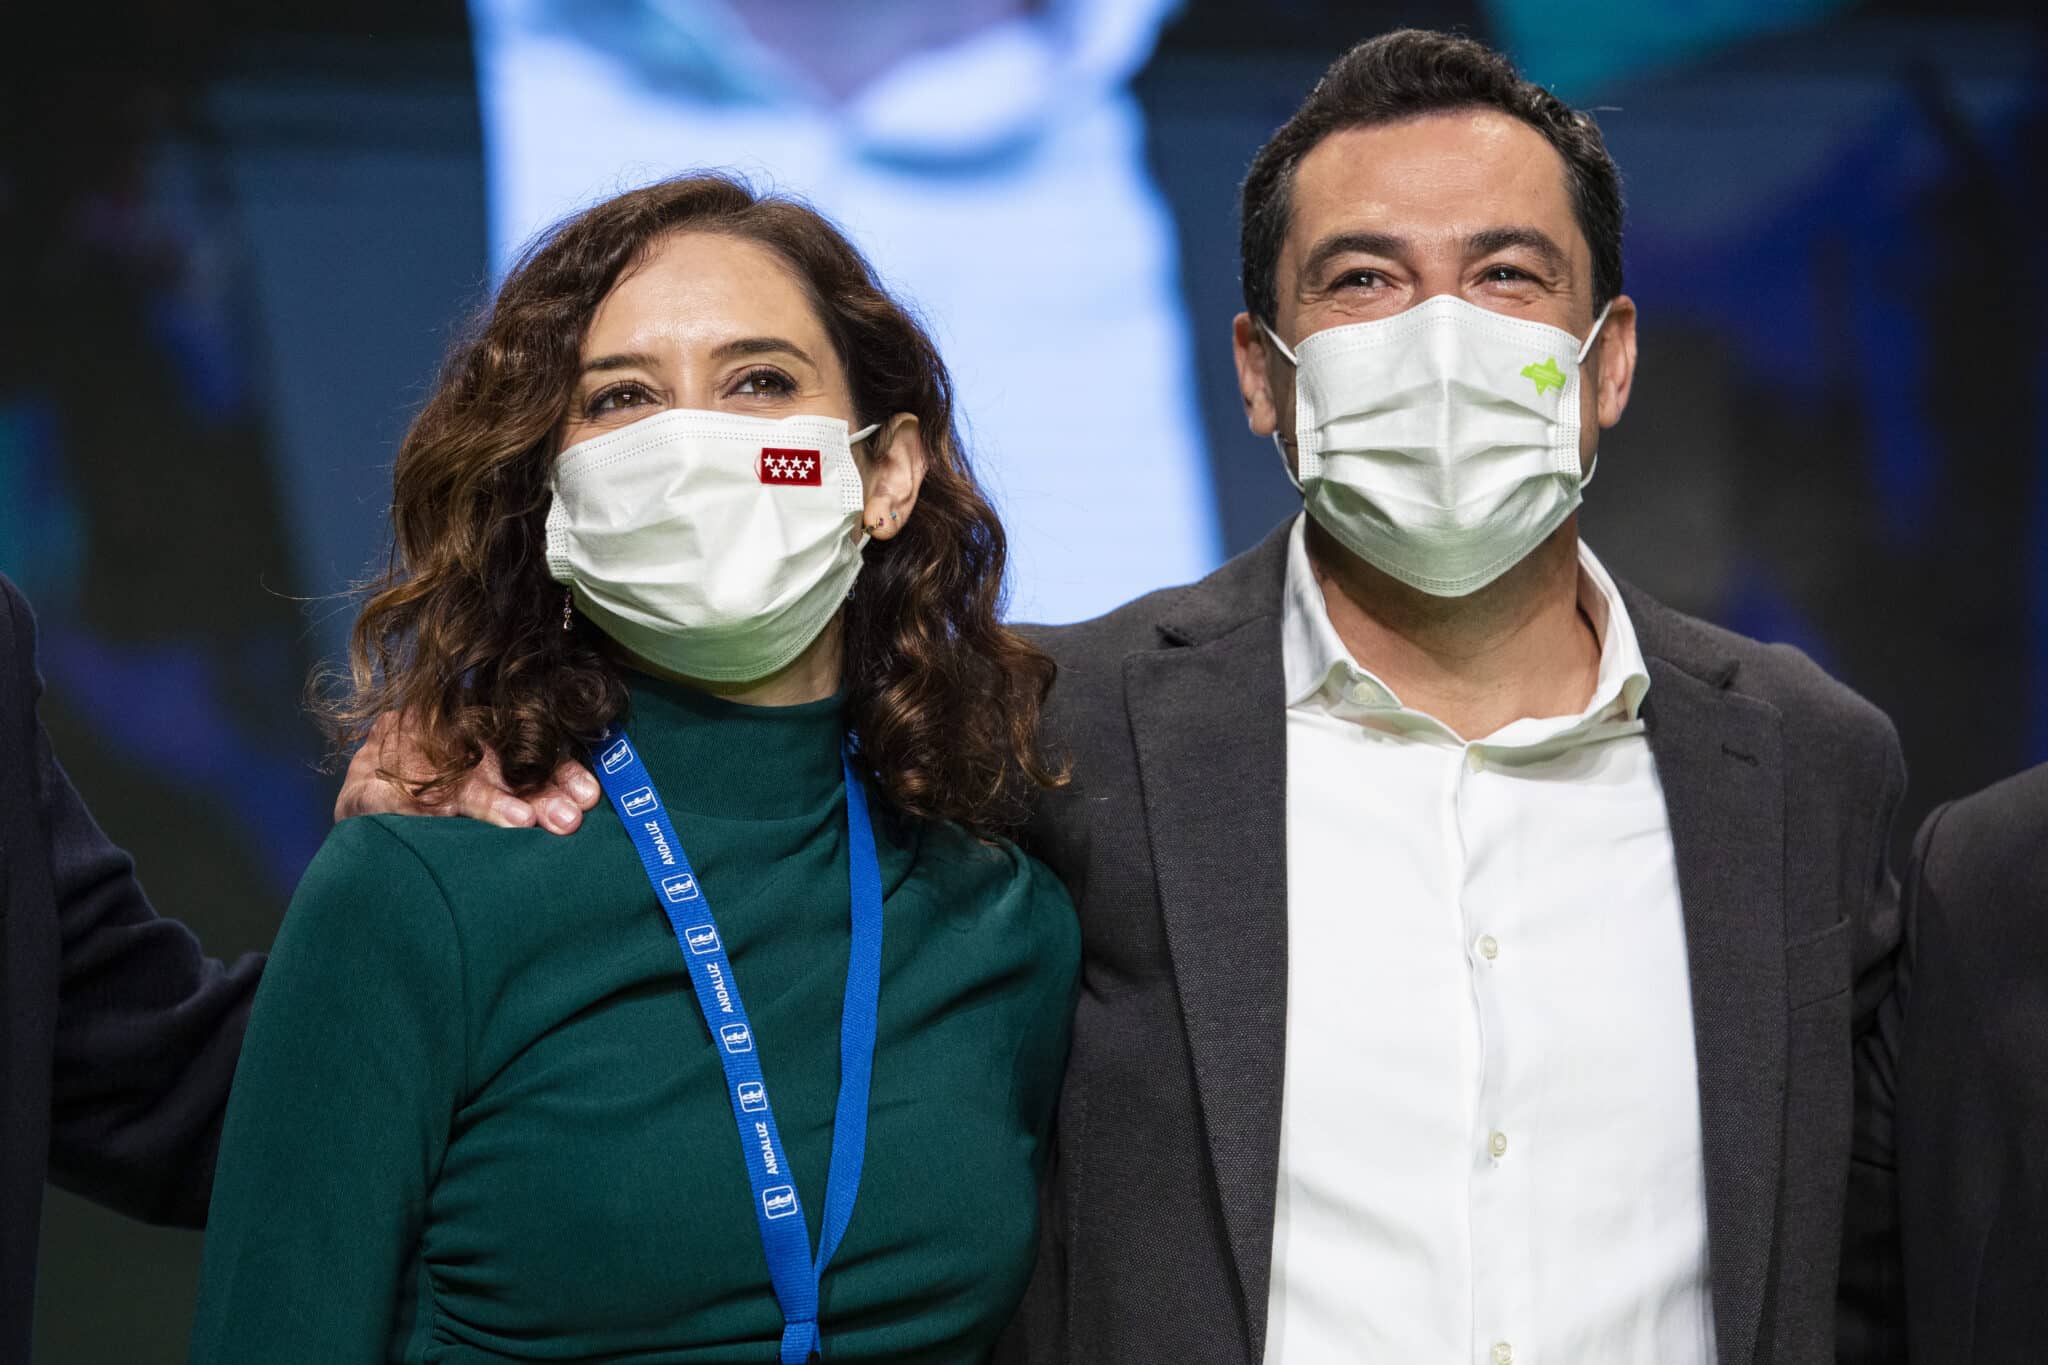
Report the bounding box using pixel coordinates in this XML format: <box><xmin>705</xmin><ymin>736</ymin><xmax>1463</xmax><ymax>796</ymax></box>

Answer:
<box><xmin>662</xmin><ymin>874</ymin><xmax>701</xmax><ymax>904</ymax></box>
<box><xmin>684</xmin><ymin>924</ymin><xmax>719</xmax><ymax>954</ymax></box>
<box><xmin>622</xmin><ymin>786</ymin><xmax>659</xmax><ymax>817</ymax></box>
<box><xmin>762</xmin><ymin>1185</ymin><xmax>799</xmax><ymax>1220</ymax></box>
<box><xmin>738</xmin><ymin>1081</ymin><xmax>767</xmax><ymax>1113</ymax></box>
<box><xmin>720</xmin><ymin>1023</ymin><xmax>753</xmax><ymax>1053</ymax></box>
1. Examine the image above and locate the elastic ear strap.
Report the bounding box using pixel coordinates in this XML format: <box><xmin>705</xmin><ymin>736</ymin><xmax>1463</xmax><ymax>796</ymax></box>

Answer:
<box><xmin>1271</xmin><ymin>431</ymin><xmax>1304</xmax><ymax>494</ymax></box>
<box><xmin>1259</xmin><ymin>323</ymin><xmax>1302</xmax><ymax>490</ymax></box>
<box><xmin>849</xmin><ymin>422</ymin><xmax>882</xmax><ymax>444</ymax></box>
<box><xmin>1575</xmin><ymin>300</ymin><xmax>1615</xmax><ymax>366</ymax></box>
<box><xmin>1259</xmin><ymin>320</ymin><xmax>1298</xmax><ymax>366</ymax></box>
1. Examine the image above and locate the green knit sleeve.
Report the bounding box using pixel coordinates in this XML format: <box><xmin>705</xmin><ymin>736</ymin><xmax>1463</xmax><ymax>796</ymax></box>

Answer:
<box><xmin>188</xmin><ymin>816</ymin><xmax>466</xmax><ymax>1363</ymax></box>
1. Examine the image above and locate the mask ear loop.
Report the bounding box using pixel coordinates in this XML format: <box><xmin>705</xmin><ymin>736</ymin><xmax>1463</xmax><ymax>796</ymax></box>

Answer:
<box><xmin>1258</xmin><ymin>321</ymin><xmax>1306</xmax><ymax>494</ymax></box>
<box><xmin>1575</xmin><ymin>299</ymin><xmax>1614</xmax><ymax>366</ymax></box>
<box><xmin>1573</xmin><ymin>300</ymin><xmax>1615</xmax><ymax>488</ymax></box>
<box><xmin>1259</xmin><ymin>320</ymin><xmax>1299</xmax><ymax>367</ymax></box>
<box><xmin>847</xmin><ymin>420</ymin><xmax>887</xmax><ymax>557</ymax></box>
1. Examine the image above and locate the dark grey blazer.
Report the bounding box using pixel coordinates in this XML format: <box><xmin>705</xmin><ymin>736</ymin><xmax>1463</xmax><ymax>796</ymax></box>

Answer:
<box><xmin>999</xmin><ymin>523</ymin><xmax>1904</xmax><ymax>1365</ymax></box>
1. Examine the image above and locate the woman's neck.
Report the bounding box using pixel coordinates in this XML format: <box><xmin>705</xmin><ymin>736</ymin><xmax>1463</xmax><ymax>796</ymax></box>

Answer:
<box><xmin>612</xmin><ymin>616</ymin><xmax>845</xmax><ymax>707</ymax></box>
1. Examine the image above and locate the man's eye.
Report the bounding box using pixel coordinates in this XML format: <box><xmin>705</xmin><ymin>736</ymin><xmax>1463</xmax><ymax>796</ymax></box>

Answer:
<box><xmin>734</xmin><ymin>368</ymin><xmax>796</xmax><ymax>397</ymax></box>
<box><xmin>1484</xmin><ymin>265</ymin><xmax>1534</xmax><ymax>283</ymax></box>
<box><xmin>586</xmin><ymin>382</ymin><xmax>653</xmax><ymax>415</ymax></box>
<box><xmin>1332</xmin><ymin>269</ymin><xmax>1385</xmax><ymax>290</ymax></box>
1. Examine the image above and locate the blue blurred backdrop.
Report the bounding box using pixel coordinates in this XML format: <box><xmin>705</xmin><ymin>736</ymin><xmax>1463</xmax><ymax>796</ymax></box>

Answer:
<box><xmin>4</xmin><ymin>0</ymin><xmax>2043</xmax><ymax>1357</ymax></box>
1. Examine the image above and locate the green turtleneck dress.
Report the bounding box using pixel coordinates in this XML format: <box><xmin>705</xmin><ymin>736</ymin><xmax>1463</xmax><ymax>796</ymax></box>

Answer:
<box><xmin>188</xmin><ymin>678</ymin><xmax>1078</xmax><ymax>1364</ymax></box>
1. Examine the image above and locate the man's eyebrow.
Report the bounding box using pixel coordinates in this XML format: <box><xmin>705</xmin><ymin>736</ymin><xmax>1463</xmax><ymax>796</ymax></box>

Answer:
<box><xmin>1466</xmin><ymin>226</ymin><xmax>1572</xmax><ymax>277</ymax></box>
<box><xmin>1299</xmin><ymin>231</ymin><xmax>1410</xmax><ymax>288</ymax></box>
<box><xmin>710</xmin><ymin>336</ymin><xmax>816</xmax><ymax>367</ymax></box>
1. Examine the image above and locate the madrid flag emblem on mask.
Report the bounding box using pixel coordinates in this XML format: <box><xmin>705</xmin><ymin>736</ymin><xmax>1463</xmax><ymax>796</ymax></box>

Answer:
<box><xmin>758</xmin><ymin>448</ymin><xmax>823</xmax><ymax>486</ymax></box>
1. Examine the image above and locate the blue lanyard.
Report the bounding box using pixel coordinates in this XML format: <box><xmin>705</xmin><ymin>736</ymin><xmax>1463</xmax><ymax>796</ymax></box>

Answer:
<box><xmin>590</xmin><ymin>722</ymin><xmax>883</xmax><ymax>1364</ymax></box>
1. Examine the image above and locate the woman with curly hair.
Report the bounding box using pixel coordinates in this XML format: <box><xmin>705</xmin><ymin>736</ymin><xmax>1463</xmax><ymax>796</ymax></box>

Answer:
<box><xmin>188</xmin><ymin>175</ymin><xmax>1077</xmax><ymax>1365</ymax></box>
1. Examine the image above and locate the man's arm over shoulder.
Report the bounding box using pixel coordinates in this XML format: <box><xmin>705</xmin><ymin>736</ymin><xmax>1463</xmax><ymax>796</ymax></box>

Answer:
<box><xmin>3</xmin><ymin>575</ymin><xmax>264</xmax><ymax>1226</ymax></box>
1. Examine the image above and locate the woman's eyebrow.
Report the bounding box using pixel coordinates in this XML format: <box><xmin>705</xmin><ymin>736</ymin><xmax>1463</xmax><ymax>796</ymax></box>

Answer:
<box><xmin>710</xmin><ymin>336</ymin><xmax>816</xmax><ymax>367</ymax></box>
<box><xmin>580</xmin><ymin>351</ymin><xmax>661</xmax><ymax>375</ymax></box>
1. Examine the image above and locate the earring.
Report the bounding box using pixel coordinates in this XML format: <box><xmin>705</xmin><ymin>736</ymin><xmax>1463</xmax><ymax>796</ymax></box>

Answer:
<box><xmin>561</xmin><ymin>588</ymin><xmax>573</xmax><ymax>632</ymax></box>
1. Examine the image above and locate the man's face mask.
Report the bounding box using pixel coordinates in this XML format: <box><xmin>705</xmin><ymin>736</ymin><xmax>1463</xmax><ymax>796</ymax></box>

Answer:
<box><xmin>1265</xmin><ymin>294</ymin><xmax>1611</xmax><ymax>597</ymax></box>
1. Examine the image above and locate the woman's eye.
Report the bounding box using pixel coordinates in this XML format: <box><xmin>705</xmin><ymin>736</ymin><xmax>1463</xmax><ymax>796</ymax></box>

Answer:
<box><xmin>733</xmin><ymin>368</ymin><xmax>797</xmax><ymax>398</ymax></box>
<box><xmin>586</xmin><ymin>382</ymin><xmax>653</xmax><ymax>416</ymax></box>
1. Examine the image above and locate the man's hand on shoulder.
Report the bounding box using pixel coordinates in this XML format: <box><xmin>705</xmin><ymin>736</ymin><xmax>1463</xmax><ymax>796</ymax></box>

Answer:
<box><xmin>334</xmin><ymin>712</ymin><xmax>600</xmax><ymax>834</ymax></box>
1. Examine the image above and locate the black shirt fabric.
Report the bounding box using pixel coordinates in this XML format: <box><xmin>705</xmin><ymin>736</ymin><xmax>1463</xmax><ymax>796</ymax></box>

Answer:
<box><xmin>0</xmin><ymin>574</ymin><xmax>261</xmax><ymax>1364</ymax></box>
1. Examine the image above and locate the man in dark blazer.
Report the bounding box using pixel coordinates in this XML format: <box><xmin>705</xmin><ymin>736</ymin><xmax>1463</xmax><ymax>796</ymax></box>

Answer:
<box><xmin>1849</xmin><ymin>764</ymin><xmax>2048</xmax><ymax>1360</ymax></box>
<box><xmin>0</xmin><ymin>573</ymin><xmax>262</xmax><ymax>1363</ymax></box>
<box><xmin>995</xmin><ymin>30</ymin><xmax>1902</xmax><ymax>1365</ymax></box>
<box><xmin>1005</xmin><ymin>531</ymin><xmax>1901</xmax><ymax>1364</ymax></box>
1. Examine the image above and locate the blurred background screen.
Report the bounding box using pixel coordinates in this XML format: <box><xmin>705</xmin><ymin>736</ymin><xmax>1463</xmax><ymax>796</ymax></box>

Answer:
<box><xmin>4</xmin><ymin>0</ymin><xmax>2043</xmax><ymax>1358</ymax></box>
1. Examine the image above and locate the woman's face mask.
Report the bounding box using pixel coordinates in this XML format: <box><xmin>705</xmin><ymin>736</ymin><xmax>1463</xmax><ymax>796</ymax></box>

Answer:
<box><xmin>546</xmin><ymin>409</ymin><xmax>878</xmax><ymax>684</ymax></box>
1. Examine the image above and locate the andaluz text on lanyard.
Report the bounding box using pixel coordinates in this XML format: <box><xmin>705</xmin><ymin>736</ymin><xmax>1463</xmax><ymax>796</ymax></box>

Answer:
<box><xmin>590</xmin><ymin>722</ymin><xmax>884</xmax><ymax>1365</ymax></box>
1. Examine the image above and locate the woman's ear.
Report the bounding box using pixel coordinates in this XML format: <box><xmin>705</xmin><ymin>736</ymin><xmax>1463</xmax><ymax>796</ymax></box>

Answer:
<box><xmin>859</xmin><ymin>413</ymin><xmax>927</xmax><ymax>540</ymax></box>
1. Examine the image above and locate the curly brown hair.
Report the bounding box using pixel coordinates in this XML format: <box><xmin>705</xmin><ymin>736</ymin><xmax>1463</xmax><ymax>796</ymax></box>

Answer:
<box><xmin>324</xmin><ymin>173</ymin><xmax>1063</xmax><ymax>837</ymax></box>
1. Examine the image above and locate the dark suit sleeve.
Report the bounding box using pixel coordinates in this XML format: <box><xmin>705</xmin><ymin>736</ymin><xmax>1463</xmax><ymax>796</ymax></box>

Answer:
<box><xmin>4</xmin><ymin>577</ymin><xmax>264</xmax><ymax>1226</ymax></box>
<box><xmin>1835</xmin><ymin>767</ymin><xmax>1918</xmax><ymax>1364</ymax></box>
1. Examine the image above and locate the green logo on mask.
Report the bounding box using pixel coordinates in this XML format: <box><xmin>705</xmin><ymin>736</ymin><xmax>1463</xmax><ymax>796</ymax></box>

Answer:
<box><xmin>1520</xmin><ymin>357</ymin><xmax>1566</xmax><ymax>396</ymax></box>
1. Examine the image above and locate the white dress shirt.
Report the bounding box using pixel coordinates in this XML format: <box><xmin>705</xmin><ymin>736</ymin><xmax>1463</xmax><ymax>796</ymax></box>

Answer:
<box><xmin>1263</xmin><ymin>515</ymin><xmax>1717</xmax><ymax>1365</ymax></box>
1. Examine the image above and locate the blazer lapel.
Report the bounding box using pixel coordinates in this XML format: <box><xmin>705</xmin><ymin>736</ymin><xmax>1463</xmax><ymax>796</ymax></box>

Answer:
<box><xmin>1636</xmin><ymin>633</ymin><xmax>1790</xmax><ymax>1365</ymax></box>
<box><xmin>1124</xmin><ymin>577</ymin><xmax>1291</xmax><ymax>1362</ymax></box>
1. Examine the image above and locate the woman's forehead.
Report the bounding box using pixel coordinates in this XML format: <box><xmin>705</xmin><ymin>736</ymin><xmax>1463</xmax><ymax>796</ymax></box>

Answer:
<box><xmin>586</xmin><ymin>231</ymin><xmax>827</xmax><ymax>355</ymax></box>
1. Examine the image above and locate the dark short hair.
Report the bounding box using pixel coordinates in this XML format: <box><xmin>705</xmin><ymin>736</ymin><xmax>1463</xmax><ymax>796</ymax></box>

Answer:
<box><xmin>1239</xmin><ymin>29</ymin><xmax>1624</xmax><ymax>325</ymax></box>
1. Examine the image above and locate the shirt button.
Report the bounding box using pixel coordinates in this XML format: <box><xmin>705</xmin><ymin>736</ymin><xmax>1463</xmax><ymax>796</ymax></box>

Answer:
<box><xmin>1489</xmin><ymin>1131</ymin><xmax>1509</xmax><ymax>1159</ymax></box>
<box><xmin>1348</xmin><ymin>680</ymin><xmax>1376</xmax><ymax>704</ymax></box>
<box><xmin>1478</xmin><ymin>934</ymin><xmax>1499</xmax><ymax>961</ymax></box>
<box><xmin>1466</xmin><ymin>748</ymin><xmax>1485</xmax><ymax>773</ymax></box>
<box><xmin>1492</xmin><ymin>1344</ymin><xmax>1514</xmax><ymax>1365</ymax></box>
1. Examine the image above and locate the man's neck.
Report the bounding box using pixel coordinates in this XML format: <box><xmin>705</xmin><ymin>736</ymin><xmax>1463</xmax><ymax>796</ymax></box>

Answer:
<box><xmin>1304</xmin><ymin>516</ymin><xmax>1602</xmax><ymax>741</ymax></box>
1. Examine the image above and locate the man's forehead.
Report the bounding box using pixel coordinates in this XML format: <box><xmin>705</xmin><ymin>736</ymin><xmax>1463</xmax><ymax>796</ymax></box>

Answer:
<box><xmin>1286</xmin><ymin>111</ymin><xmax>1581</xmax><ymax>255</ymax></box>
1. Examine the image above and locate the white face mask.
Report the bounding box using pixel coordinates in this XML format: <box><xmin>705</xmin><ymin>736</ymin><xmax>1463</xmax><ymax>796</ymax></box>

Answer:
<box><xmin>1265</xmin><ymin>294</ymin><xmax>1610</xmax><ymax>597</ymax></box>
<box><xmin>545</xmin><ymin>408</ymin><xmax>879</xmax><ymax>683</ymax></box>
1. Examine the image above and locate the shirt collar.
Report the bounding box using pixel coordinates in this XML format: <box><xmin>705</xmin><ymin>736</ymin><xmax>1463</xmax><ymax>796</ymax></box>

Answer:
<box><xmin>1280</xmin><ymin>513</ymin><xmax>1652</xmax><ymax>741</ymax></box>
